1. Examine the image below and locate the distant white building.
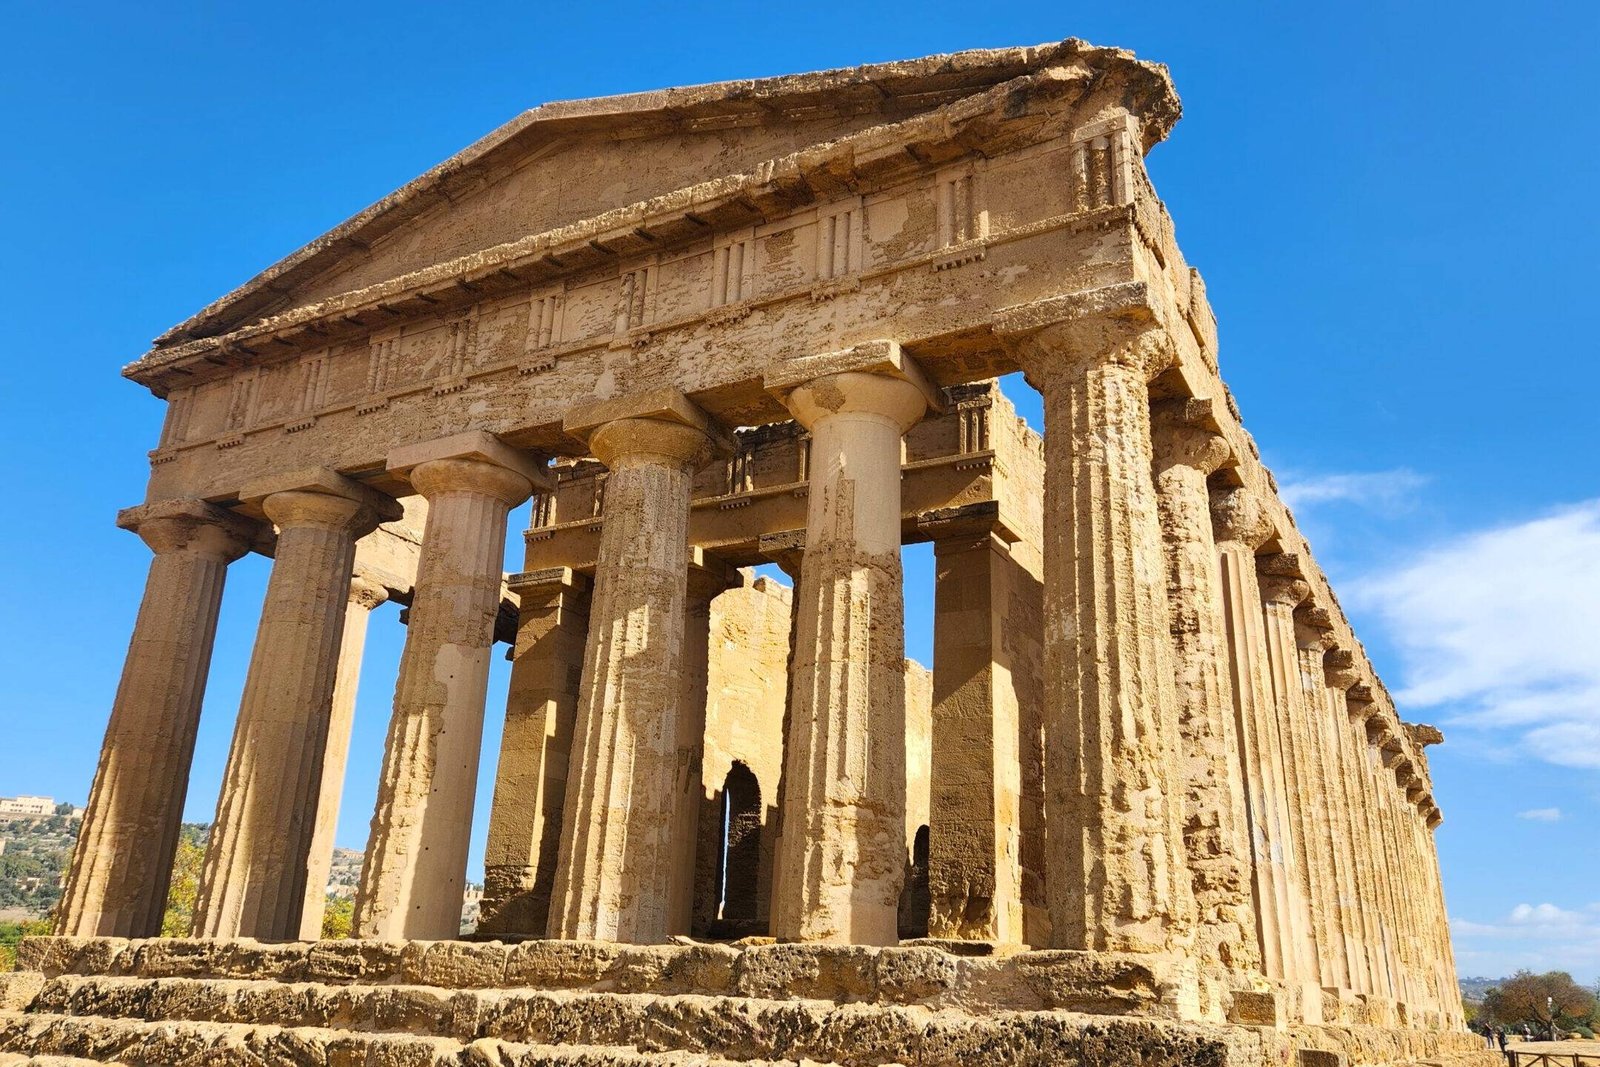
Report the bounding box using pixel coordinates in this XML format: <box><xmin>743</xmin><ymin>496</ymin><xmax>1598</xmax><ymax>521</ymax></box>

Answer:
<box><xmin>0</xmin><ymin>796</ymin><xmax>54</xmax><ymax>816</ymax></box>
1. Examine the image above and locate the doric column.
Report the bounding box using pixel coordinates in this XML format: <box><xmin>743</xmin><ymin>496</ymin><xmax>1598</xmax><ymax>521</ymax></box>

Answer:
<box><xmin>1349</xmin><ymin>689</ymin><xmax>1409</xmax><ymax>1012</ymax></box>
<box><xmin>478</xmin><ymin>567</ymin><xmax>592</xmax><ymax>937</ymax></box>
<box><xmin>355</xmin><ymin>432</ymin><xmax>545</xmax><ymax>940</ymax></box>
<box><xmin>1149</xmin><ymin>401</ymin><xmax>1259</xmax><ymax>983</ymax></box>
<box><xmin>998</xmin><ymin>300</ymin><xmax>1195</xmax><ymax>958</ymax></box>
<box><xmin>1291</xmin><ymin>608</ymin><xmax>1354</xmax><ymax>997</ymax></box>
<box><xmin>196</xmin><ymin>472</ymin><xmax>397</xmax><ymax>940</ymax></box>
<box><xmin>549</xmin><ymin>391</ymin><xmax>722</xmax><ymax>943</ymax></box>
<box><xmin>754</xmin><ymin>531</ymin><xmax>804</xmax><ymax>933</ymax></box>
<box><xmin>1323</xmin><ymin>650</ymin><xmax>1382</xmax><ymax>1000</ymax></box>
<box><xmin>764</xmin><ymin>341</ymin><xmax>935</xmax><ymax>945</ymax></box>
<box><xmin>300</xmin><ymin>571</ymin><xmax>390</xmax><ymax>940</ymax></box>
<box><xmin>927</xmin><ymin>527</ymin><xmax>1039</xmax><ymax>943</ymax></box>
<box><xmin>1257</xmin><ymin>561</ymin><xmax>1329</xmax><ymax>1004</ymax></box>
<box><xmin>668</xmin><ymin>551</ymin><xmax>740</xmax><ymax>934</ymax></box>
<box><xmin>1210</xmin><ymin>486</ymin><xmax>1301</xmax><ymax>986</ymax></box>
<box><xmin>56</xmin><ymin>500</ymin><xmax>253</xmax><ymax>938</ymax></box>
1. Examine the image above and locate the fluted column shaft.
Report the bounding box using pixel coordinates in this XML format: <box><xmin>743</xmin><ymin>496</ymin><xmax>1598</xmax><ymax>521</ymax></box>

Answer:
<box><xmin>668</xmin><ymin>556</ymin><xmax>738</xmax><ymax>934</ymax></box>
<box><xmin>772</xmin><ymin>370</ymin><xmax>928</xmax><ymax>944</ymax></box>
<box><xmin>1211</xmin><ymin>487</ymin><xmax>1300</xmax><ymax>985</ymax></box>
<box><xmin>1323</xmin><ymin>660</ymin><xmax>1382</xmax><ymax>1000</ymax></box>
<box><xmin>1352</xmin><ymin>703</ymin><xmax>1409</xmax><ymax>1011</ymax></box>
<box><xmin>196</xmin><ymin>488</ymin><xmax>386</xmax><ymax>940</ymax></box>
<box><xmin>1346</xmin><ymin>696</ymin><xmax>1402</xmax><ymax>1006</ymax></box>
<box><xmin>1291</xmin><ymin>617</ymin><xmax>1352</xmax><ymax>996</ymax></box>
<box><xmin>355</xmin><ymin>456</ymin><xmax>534</xmax><ymax>939</ymax></box>
<box><xmin>1258</xmin><ymin>570</ymin><xmax>1327</xmax><ymax>995</ymax></box>
<box><xmin>56</xmin><ymin>501</ymin><xmax>251</xmax><ymax>938</ymax></box>
<box><xmin>299</xmin><ymin>574</ymin><xmax>389</xmax><ymax>939</ymax></box>
<box><xmin>549</xmin><ymin>417</ymin><xmax>715</xmax><ymax>943</ymax></box>
<box><xmin>1023</xmin><ymin>333</ymin><xmax>1194</xmax><ymax>955</ymax></box>
<box><xmin>1151</xmin><ymin>409</ymin><xmax>1259</xmax><ymax>978</ymax></box>
<box><xmin>479</xmin><ymin>569</ymin><xmax>591</xmax><ymax>937</ymax></box>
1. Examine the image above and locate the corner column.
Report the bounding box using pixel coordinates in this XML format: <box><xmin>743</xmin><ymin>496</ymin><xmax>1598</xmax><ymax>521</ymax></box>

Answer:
<box><xmin>196</xmin><ymin>473</ymin><xmax>397</xmax><ymax>940</ymax></box>
<box><xmin>355</xmin><ymin>432</ymin><xmax>544</xmax><ymax>940</ymax></box>
<box><xmin>56</xmin><ymin>500</ymin><xmax>253</xmax><ymax>938</ymax></box>
<box><xmin>1150</xmin><ymin>401</ymin><xmax>1260</xmax><ymax>985</ymax></box>
<box><xmin>998</xmin><ymin>300</ymin><xmax>1195</xmax><ymax>958</ymax></box>
<box><xmin>478</xmin><ymin>567</ymin><xmax>592</xmax><ymax>937</ymax></box>
<box><xmin>549</xmin><ymin>392</ymin><xmax>721</xmax><ymax>943</ymax></box>
<box><xmin>765</xmin><ymin>342</ymin><xmax>934</xmax><ymax>944</ymax></box>
<box><xmin>300</xmin><ymin>571</ymin><xmax>390</xmax><ymax>940</ymax></box>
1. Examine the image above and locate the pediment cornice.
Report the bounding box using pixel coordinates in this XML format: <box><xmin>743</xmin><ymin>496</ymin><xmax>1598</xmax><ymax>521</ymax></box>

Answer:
<box><xmin>132</xmin><ymin>39</ymin><xmax>1177</xmax><ymax>392</ymax></box>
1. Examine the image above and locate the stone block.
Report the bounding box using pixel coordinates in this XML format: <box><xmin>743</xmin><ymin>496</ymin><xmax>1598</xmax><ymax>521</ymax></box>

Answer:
<box><xmin>306</xmin><ymin>939</ymin><xmax>407</xmax><ymax>983</ymax></box>
<box><xmin>0</xmin><ymin>972</ymin><xmax>43</xmax><ymax>1011</ymax></box>
<box><xmin>502</xmin><ymin>939</ymin><xmax>619</xmax><ymax>988</ymax></box>
<box><xmin>1298</xmin><ymin>1050</ymin><xmax>1346</xmax><ymax>1067</ymax></box>
<box><xmin>733</xmin><ymin>943</ymin><xmax>878</xmax><ymax>1001</ymax></box>
<box><xmin>1228</xmin><ymin>988</ymin><xmax>1283</xmax><ymax>1027</ymax></box>
<box><xmin>401</xmin><ymin>940</ymin><xmax>509</xmax><ymax>988</ymax></box>
<box><xmin>874</xmin><ymin>945</ymin><xmax>960</xmax><ymax>1003</ymax></box>
<box><xmin>1012</xmin><ymin>949</ymin><xmax>1162</xmax><ymax>1015</ymax></box>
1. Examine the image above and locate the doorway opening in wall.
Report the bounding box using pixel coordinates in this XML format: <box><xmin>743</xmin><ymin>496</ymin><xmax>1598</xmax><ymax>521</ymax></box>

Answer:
<box><xmin>714</xmin><ymin>761</ymin><xmax>762</xmax><ymax>935</ymax></box>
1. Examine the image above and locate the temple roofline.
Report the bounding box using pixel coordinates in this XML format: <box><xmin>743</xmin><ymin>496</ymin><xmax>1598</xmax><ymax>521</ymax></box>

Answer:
<box><xmin>148</xmin><ymin>38</ymin><xmax>1177</xmax><ymax>355</ymax></box>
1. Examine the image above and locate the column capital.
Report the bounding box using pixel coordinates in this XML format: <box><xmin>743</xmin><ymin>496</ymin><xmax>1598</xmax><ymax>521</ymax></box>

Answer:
<box><xmin>117</xmin><ymin>498</ymin><xmax>257</xmax><ymax>562</ymax></box>
<box><xmin>1257</xmin><ymin>553</ymin><xmax>1310</xmax><ymax>608</ymax></box>
<box><xmin>565</xmin><ymin>388</ymin><xmax>729</xmax><ymax>471</ymax></box>
<box><xmin>1293</xmin><ymin>604</ymin><xmax>1337</xmax><ymax>652</ymax></box>
<box><xmin>388</xmin><ymin>430</ymin><xmax>550</xmax><ymax>503</ymax></box>
<box><xmin>507</xmin><ymin>566</ymin><xmax>592</xmax><ymax>604</ymax></box>
<box><xmin>240</xmin><ymin>466</ymin><xmax>402</xmax><ymax>537</ymax></box>
<box><xmin>993</xmin><ymin>282</ymin><xmax>1174</xmax><ymax>383</ymax></box>
<box><xmin>757</xmin><ymin>529</ymin><xmax>805</xmax><ymax>581</ymax></box>
<box><xmin>1150</xmin><ymin>398</ymin><xmax>1234</xmax><ymax>476</ymax></box>
<box><xmin>1324</xmin><ymin>648</ymin><xmax>1362</xmax><ymax>690</ymax></box>
<box><xmin>1209</xmin><ymin>485</ymin><xmax>1275</xmax><ymax>549</ymax></box>
<box><xmin>764</xmin><ymin>340</ymin><xmax>941</xmax><ymax>432</ymax></box>
<box><xmin>348</xmin><ymin>572</ymin><xmax>391</xmax><ymax>612</ymax></box>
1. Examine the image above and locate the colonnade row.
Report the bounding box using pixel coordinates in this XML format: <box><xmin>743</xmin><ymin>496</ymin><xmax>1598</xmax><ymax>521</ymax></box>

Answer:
<box><xmin>57</xmin><ymin>321</ymin><xmax>1459</xmax><ymax>1027</ymax></box>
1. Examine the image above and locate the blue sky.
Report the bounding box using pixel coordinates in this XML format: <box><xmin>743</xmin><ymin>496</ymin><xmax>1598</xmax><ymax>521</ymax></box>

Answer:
<box><xmin>1</xmin><ymin>3</ymin><xmax>1595</xmax><ymax>979</ymax></box>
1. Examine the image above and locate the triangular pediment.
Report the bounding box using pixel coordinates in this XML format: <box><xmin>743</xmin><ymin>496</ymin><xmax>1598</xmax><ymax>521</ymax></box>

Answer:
<box><xmin>148</xmin><ymin>39</ymin><xmax>1175</xmax><ymax>361</ymax></box>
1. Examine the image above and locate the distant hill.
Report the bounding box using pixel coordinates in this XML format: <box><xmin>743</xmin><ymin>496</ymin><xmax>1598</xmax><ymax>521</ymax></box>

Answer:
<box><xmin>1461</xmin><ymin>976</ymin><xmax>1503</xmax><ymax>1001</ymax></box>
<box><xmin>0</xmin><ymin>807</ymin><xmax>81</xmax><ymax>921</ymax></box>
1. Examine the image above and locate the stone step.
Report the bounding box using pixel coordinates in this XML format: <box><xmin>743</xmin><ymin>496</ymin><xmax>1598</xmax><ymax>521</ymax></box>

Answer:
<box><xmin>15</xmin><ymin>937</ymin><xmax>1177</xmax><ymax>1019</ymax></box>
<box><xmin>0</xmin><ymin>1012</ymin><xmax>840</xmax><ymax>1067</ymax></box>
<box><xmin>0</xmin><ymin>1046</ymin><xmax>122</xmax><ymax>1067</ymax></box>
<box><xmin>15</xmin><ymin>973</ymin><xmax>1263</xmax><ymax>1067</ymax></box>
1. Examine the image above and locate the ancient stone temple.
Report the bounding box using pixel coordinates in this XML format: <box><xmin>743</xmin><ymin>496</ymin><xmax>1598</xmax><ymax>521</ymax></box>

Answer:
<box><xmin>0</xmin><ymin>39</ymin><xmax>1493</xmax><ymax>1067</ymax></box>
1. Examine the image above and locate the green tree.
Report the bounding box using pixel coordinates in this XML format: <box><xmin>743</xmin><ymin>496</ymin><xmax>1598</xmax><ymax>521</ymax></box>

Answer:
<box><xmin>321</xmin><ymin>896</ymin><xmax>354</xmax><ymax>940</ymax></box>
<box><xmin>1481</xmin><ymin>970</ymin><xmax>1599</xmax><ymax>1037</ymax></box>
<box><xmin>160</xmin><ymin>833</ymin><xmax>206</xmax><ymax>937</ymax></box>
<box><xmin>0</xmin><ymin>919</ymin><xmax>52</xmax><ymax>972</ymax></box>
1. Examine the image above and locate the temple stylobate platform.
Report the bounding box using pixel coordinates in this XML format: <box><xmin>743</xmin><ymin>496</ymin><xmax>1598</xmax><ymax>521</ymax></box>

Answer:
<box><xmin>1</xmin><ymin>37</ymin><xmax>1493</xmax><ymax>1067</ymax></box>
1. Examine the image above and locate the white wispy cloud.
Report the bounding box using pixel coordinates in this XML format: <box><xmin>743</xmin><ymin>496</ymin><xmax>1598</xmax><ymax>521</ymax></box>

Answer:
<box><xmin>1347</xmin><ymin>499</ymin><xmax>1600</xmax><ymax>769</ymax></box>
<box><xmin>1453</xmin><ymin>902</ymin><xmax>1600</xmax><ymax>977</ymax></box>
<box><xmin>1278</xmin><ymin>468</ymin><xmax>1429</xmax><ymax>511</ymax></box>
<box><xmin>1517</xmin><ymin>807</ymin><xmax>1563</xmax><ymax>822</ymax></box>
